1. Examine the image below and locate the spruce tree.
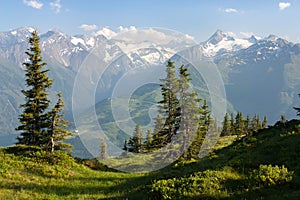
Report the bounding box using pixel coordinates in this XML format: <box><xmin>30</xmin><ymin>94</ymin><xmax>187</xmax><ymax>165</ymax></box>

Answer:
<box><xmin>221</xmin><ymin>113</ymin><xmax>230</xmax><ymax>136</ymax></box>
<box><xmin>178</xmin><ymin>65</ymin><xmax>200</xmax><ymax>156</ymax></box>
<box><xmin>127</xmin><ymin>124</ymin><xmax>143</xmax><ymax>153</ymax></box>
<box><xmin>145</xmin><ymin>129</ymin><xmax>153</xmax><ymax>150</ymax></box>
<box><xmin>244</xmin><ymin>114</ymin><xmax>251</xmax><ymax>136</ymax></box>
<box><xmin>99</xmin><ymin>137</ymin><xmax>108</xmax><ymax>160</ymax></box>
<box><xmin>186</xmin><ymin>99</ymin><xmax>210</xmax><ymax>160</ymax></box>
<box><xmin>152</xmin><ymin>60</ymin><xmax>181</xmax><ymax>147</ymax></box>
<box><xmin>47</xmin><ymin>93</ymin><xmax>73</xmax><ymax>153</ymax></box>
<box><xmin>262</xmin><ymin>116</ymin><xmax>268</xmax><ymax>129</ymax></box>
<box><xmin>229</xmin><ymin>113</ymin><xmax>236</xmax><ymax>135</ymax></box>
<box><xmin>16</xmin><ymin>30</ymin><xmax>53</xmax><ymax>147</ymax></box>
<box><xmin>251</xmin><ymin>114</ymin><xmax>258</xmax><ymax>132</ymax></box>
<box><xmin>234</xmin><ymin>111</ymin><xmax>245</xmax><ymax>136</ymax></box>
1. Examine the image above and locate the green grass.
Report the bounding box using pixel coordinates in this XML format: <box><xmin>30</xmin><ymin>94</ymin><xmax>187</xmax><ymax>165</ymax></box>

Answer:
<box><xmin>1</xmin><ymin>119</ymin><xmax>300</xmax><ymax>199</ymax></box>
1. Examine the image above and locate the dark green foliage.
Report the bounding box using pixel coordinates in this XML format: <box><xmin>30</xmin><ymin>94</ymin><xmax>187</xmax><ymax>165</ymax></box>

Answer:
<box><xmin>221</xmin><ymin>112</ymin><xmax>267</xmax><ymax>137</ymax></box>
<box><xmin>262</xmin><ymin>116</ymin><xmax>268</xmax><ymax>129</ymax></box>
<box><xmin>150</xmin><ymin>120</ymin><xmax>300</xmax><ymax>199</ymax></box>
<box><xmin>16</xmin><ymin>30</ymin><xmax>53</xmax><ymax>147</ymax></box>
<box><xmin>145</xmin><ymin>129</ymin><xmax>153</xmax><ymax>150</ymax></box>
<box><xmin>47</xmin><ymin>92</ymin><xmax>73</xmax><ymax>153</ymax></box>
<box><xmin>178</xmin><ymin>65</ymin><xmax>201</xmax><ymax>159</ymax></box>
<box><xmin>229</xmin><ymin>113</ymin><xmax>236</xmax><ymax>135</ymax></box>
<box><xmin>126</xmin><ymin>124</ymin><xmax>143</xmax><ymax>153</ymax></box>
<box><xmin>234</xmin><ymin>111</ymin><xmax>245</xmax><ymax>136</ymax></box>
<box><xmin>185</xmin><ymin>100</ymin><xmax>210</xmax><ymax>160</ymax></box>
<box><xmin>152</xmin><ymin>60</ymin><xmax>181</xmax><ymax>147</ymax></box>
<box><xmin>221</xmin><ymin>113</ymin><xmax>230</xmax><ymax>136</ymax></box>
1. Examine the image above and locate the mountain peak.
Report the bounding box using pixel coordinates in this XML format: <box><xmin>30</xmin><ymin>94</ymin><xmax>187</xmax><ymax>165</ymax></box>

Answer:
<box><xmin>207</xmin><ymin>30</ymin><xmax>236</xmax><ymax>45</ymax></box>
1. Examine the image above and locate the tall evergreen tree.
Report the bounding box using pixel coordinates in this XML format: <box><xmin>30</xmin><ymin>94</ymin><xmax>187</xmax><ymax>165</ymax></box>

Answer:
<box><xmin>234</xmin><ymin>111</ymin><xmax>245</xmax><ymax>136</ymax></box>
<box><xmin>16</xmin><ymin>30</ymin><xmax>53</xmax><ymax>147</ymax></box>
<box><xmin>186</xmin><ymin>99</ymin><xmax>210</xmax><ymax>160</ymax></box>
<box><xmin>99</xmin><ymin>137</ymin><xmax>108</xmax><ymax>160</ymax></box>
<box><xmin>151</xmin><ymin>114</ymin><xmax>165</xmax><ymax>148</ymax></box>
<box><xmin>229</xmin><ymin>113</ymin><xmax>236</xmax><ymax>135</ymax></box>
<box><xmin>127</xmin><ymin>124</ymin><xmax>143</xmax><ymax>153</ymax></box>
<box><xmin>152</xmin><ymin>60</ymin><xmax>181</xmax><ymax>147</ymax></box>
<box><xmin>145</xmin><ymin>129</ymin><xmax>153</xmax><ymax>150</ymax></box>
<box><xmin>47</xmin><ymin>93</ymin><xmax>73</xmax><ymax>153</ymax></box>
<box><xmin>250</xmin><ymin>114</ymin><xmax>257</xmax><ymax>132</ymax></box>
<box><xmin>221</xmin><ymin>113</ymin><xmax>230</xmax><ymax>136</ymax></box>
<box><xmin>244</xmin><ymin>114</ymin><xmax>251</xmax><ymax>132</ymax></box>
<box><xmin>178</xmin><ymin>65</ymin><xmax>200</xmax><ymax>155</ymax></box>
<box><xmin>256</xmin><ymin>114</ymin><xmax>262</xmax><ymax>130</ymax></box>
<box><xmin>262</xmin><ymin>116</ymin><xmax>268</xmax><ymax>129</ymax></box>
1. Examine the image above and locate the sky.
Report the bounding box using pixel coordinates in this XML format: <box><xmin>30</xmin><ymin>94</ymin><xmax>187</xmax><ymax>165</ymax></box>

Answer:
<box><xmin>0</xmin><ymin>0</ymin><xmax>299</xmax><ymax>43</ymax></box>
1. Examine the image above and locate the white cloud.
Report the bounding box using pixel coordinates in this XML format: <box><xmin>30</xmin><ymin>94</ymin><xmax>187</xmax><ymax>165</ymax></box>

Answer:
<box><xmin>23</xmin><ymin>0</ymin><xmax>43</xmax><ymax>9</ymax></box>
<box><xmin>79</xmin><ymin>24</ymin><xmax>98</xmax><ymax>31</ymax></box>
<box><xmin>279</xmin><ymin>2</ymin><xmax>291</xmax><ymax>10</ymax></box>
<box><xmin>118</xmin><ymin>26</ymin><xmax>137</xmax><ymax>33</ymax></box>
<box><xmin>225</xmin><ymin>8</ymin><xmax>238</xmax><ymax>13</ymax></box>
<box><xmin>50</xmin><ymin>0</ymin><xmax>62</xmax><ymax>14</ymax></box>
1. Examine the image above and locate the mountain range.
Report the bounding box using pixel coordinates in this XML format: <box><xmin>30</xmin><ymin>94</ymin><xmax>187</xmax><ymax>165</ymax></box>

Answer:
<box><xmin>0</xmin><ymin>27</ymin><xmax>299</xmax><ymax>148</ymax></box>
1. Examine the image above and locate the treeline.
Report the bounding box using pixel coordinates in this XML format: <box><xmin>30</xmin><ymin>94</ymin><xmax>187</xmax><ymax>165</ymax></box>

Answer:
<box><xmin>122</xmin><ymin>61</ymin><xmax>214</xmax><ymax>160</ymax></box>
<box><xmin>221</xmin><ymin>112</ymin><xmax>268</xmax><ymax>137</ymax></box>
<box><xmin>117</xmin><ymin>61</ymin><xmax>274</xmax><ymax>161</ymax></box>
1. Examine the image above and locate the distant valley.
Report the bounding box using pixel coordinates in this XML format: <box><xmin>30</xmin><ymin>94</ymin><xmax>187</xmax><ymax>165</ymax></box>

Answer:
<box><xmin>0</xmin><ymin>27</ymin><xmax>300</xmax><ymax>151</ymax></box>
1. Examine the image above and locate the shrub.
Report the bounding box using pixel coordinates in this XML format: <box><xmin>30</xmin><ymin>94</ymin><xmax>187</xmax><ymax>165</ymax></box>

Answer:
<box><xmin>251</xmin><ymin>164</ymin><xmax>294</xmax><ymax>187</ymax></box>
<box><xmin>150</xmin><ymin>168</ymin><xmax>241</xmax><ymax>199</ymax></box>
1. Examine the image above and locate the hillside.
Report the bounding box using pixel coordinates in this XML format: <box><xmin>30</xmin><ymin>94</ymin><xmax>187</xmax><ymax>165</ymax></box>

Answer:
<box><xmin>1</xmin><ymin>28</ymin><xmax>300</xmax><ymax>147</ymax></box>
<box><xmin>1</xmin><ymin>119</ymin><xmax>299</xmax><ymax>199</ymax></box>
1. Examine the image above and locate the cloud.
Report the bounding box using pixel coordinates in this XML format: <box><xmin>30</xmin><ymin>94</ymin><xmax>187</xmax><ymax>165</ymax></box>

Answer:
<box><xmin>50</xmin><ymin>0</ymin><xmax>62</xmax><ymax>14</ymax></box>
<box><xmin>23</xmin><ymin>0</ymin><xmax>43</xmax><ymax>9</ymax></box>
<box><xmin>279</xmin><ymin>2</ymin><xmax>291</xmax><ymax>10</ymax></box>
<box><xmin>225</xmin><ymin>8</ymin><xmax>238</xmax><ymax>13</ymax></box>
<box><xmin>79</xmin><ymin>24</ymin><xmax>99</xmax><ymax>31</ymax></box>
<box><xmin>118</xmin><ymin>26</ymin><xmax>137</xmax><ymax>33</ymax></box>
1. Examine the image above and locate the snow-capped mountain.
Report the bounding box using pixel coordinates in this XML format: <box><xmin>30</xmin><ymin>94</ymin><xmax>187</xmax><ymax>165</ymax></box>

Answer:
<box><xmin>0</xmin><ymin>27</ymin><xmax>300</xmax><ymax>146</ymax></box>
<box><xmin>200</xmin><ymin>30</ymin><xmax>256</xmax><ymax>57</ymax></box>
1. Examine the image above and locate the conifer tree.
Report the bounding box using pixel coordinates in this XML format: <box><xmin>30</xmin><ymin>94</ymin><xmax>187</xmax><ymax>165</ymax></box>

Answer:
<box><xmin>16</xmin><ymin>30</ymin><xmax>53</xmax><ymax>147</ymax></box>
<box><xmin>221</xmin><ymin>113</ymin><xmax>230</xmax><ymax>136</ymax></box>
<box><xmin>256</xmin><ymin>114</ymin><xmax>262</xmax><ymax>130</ymax></box>
<box><xmin>99</xmin><ymin>137</ymin><xmax>108</xmax><ymax>160</ymax></box>
<box><xmin>127</xmin><ymin>124</ymin><xmax>143</xmax><ymax>153</ymax></box>
<box><xmin>178</xmin><ymin>65</ymin><xmax>200</xmax><ymax>155</ymax></box>
<box><xmin>229</xmin><ymin>113</ymin><xmax>236</xmax><ymax>135</ymax></box>
<box><xmin>235</xmin><ymin>111</ymin><xmax>245</xmax><ymax>136</ymax></box>
<box><xmin>244</xmin><ymin>114</ymin><xmax>251</xmax><ymax>136</ymax></box>
<box><xmin>186</xmin><ymin>99</ymin><xmax>210</xmax><ymax>160</ymax></box>
<box><xmin>151</xmin><ymin>114</ymin><xmax>165</xmax><ymax>148</ymax></box>
<box><xmin>145</xmin><ymin>129</ymin><xmax>153</xmax><ymax>150</ymax></box>
<box><xmin>152</xmin><ymin>60</ymin><xmax>181</xmax><ymax>147</ymax></box>
<box><xmin>47</xmin><ymin>93</ymin><xmax>73</xmax><ymax>153</ymax></box>
<box><xmin>262</xmin><ymin>116</ymin><xmax>268</xmax><ymax>129</ymax></box>
<box><xmin>251</xmin><ymin>114</ymin><xmax>258</xmax><ymax>132</ymax></box>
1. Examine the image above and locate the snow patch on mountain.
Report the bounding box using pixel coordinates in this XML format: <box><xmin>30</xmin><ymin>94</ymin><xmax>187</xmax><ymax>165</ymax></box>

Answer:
<box><xmin>201</xmin><ymin>30</ymin><xmax>256</xmax><ymax>57</ymax></box>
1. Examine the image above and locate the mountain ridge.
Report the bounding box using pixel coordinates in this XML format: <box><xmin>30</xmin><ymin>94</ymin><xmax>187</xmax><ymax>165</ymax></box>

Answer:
<box><xmin>0</xmin><ymin>27</ymin><xmax>299</xmax><ymax>147</ymax></box>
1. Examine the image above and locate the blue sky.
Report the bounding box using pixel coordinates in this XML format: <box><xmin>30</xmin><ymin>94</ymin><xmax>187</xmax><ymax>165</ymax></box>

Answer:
<box><xmin>0</xmin><ymin>0</ymin><xmax>299</xmax><ymax>42</ymax></box>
